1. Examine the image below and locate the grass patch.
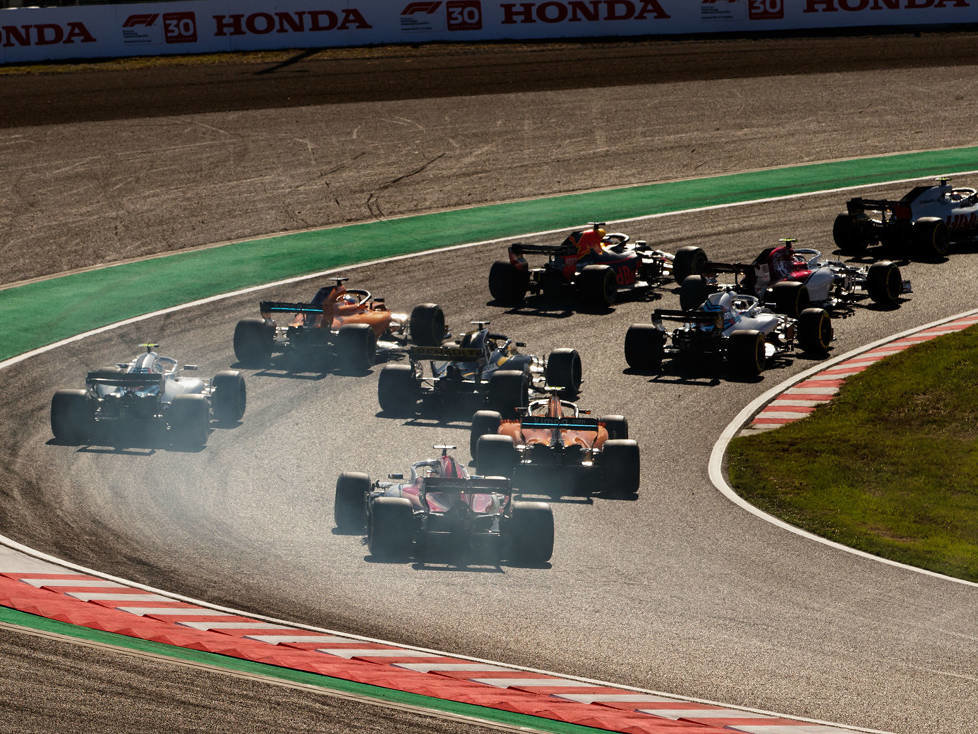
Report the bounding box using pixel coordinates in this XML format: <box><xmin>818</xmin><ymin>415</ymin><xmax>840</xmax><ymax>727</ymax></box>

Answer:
<box><xmin>728</xmin><ymin>326</ymin><xmax>978</xmax><ymax>582</ymax></box>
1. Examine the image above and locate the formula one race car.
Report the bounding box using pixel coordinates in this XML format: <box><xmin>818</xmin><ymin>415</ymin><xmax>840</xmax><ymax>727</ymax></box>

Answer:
<box><xmin>333</xmin><ymin>445</ymin><xmax>554</xmax><ymax>565</ymax></box>
<box><xmin>676</xmin><ymin>238</ymin><xmax>910</xmax><ymax>315</ymax></box>
<box><xmin>377</xmin><ymin>321</ymin><xmax>582</xmax><ymax>417</ymax></box>
<box><xmin>833</xmin><ymin>177</ymin><xmax>978</xmax><ymax>258</ymax></box>
<box><xmin>625</xmin><ymin>289</ymin><xmax>833</xmax><ymax>378</ymax></box>
<box><xmin>50</xmin><ymin>344</ymin><xmax>246</xmax><ymax>447</ymax></box>
<box><xmin>469</xmin><ymin>388</ymin><xmax>639</xmax><ymax>498</ymax></box>
<box><xmin>488</xmin><ymin>223</ymin><xmax>676</xmax><ymax>309</ymax></box>
<box><xmin>232</xmin><ymin>277</ymin><xmax>447</xmax><ymax>373</ymax></box>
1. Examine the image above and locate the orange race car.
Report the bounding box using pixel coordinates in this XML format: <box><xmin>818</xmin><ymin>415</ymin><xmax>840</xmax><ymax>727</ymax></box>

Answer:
<box><xmin>468</xmin><ymin>388</ymin><xmax>640</xmax><ymax>498</ymax></box>
<box><xmin>232</xmin><ymin>277</ymin><xmax>447</xmax><ymax>373</ymax></box>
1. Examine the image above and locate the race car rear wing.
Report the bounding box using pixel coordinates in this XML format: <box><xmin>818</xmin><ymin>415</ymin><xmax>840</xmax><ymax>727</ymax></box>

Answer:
<box><xmin>844</xmin><ymin>197</ymin><xmax>913</xmax><ymax>220</ymax></box>
<box><xmin>652</xmin><ymin>309</ymin><xmax>724</xmax><ymax>330</ymax></box>
<box><xmin>259</xmin><ymin>301</ymin><xmax>324</xmax><ymax>315</ymax></box>
<box><xmin>509</xmin><ymin>242</ymin><xmax>572</xmax><ymax>256</ymax></box>
<box><xmin>85</xmin><ymin>372</ymin><xmax>165</xmax><ymax>390</ymax></box>
<box><xmin>520</xmin><ymin>416</ymin><xmax>600</xmax><ymax>431</ymax></box>
<box><xmin>422</xmin><ymin>476</ymin><xmax>511</xmax><ymax>493</ymax></box>
<box><xmin>410</xmin><ymin>345</ymin><xmax>483</xmax><ymax>362</ymax></box>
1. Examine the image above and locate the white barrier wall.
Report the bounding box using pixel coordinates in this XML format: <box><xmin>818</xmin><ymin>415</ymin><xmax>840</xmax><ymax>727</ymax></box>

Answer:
<box><xmin>1</xmin><ymin>0</ymin><xmax>975</xmax><ymax>65</ymax></box>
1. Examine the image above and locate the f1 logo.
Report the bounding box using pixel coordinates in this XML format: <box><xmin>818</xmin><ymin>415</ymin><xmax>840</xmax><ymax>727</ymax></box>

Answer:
<box><xmin>162</xmin><ymin>12</ymin><xmax>196</xmax><ymax>43</ymax></box>
<box><xmin>748</xmin><ymin>0</ymin><xmax>783</xmax><ymax>19</ymax></box>
<box><xmin>446</xmin><ymin>0</ymin><xmax>481</xmax><ymax>30</ymax></box>
<box><xmin>402</xmin><ymin>2</ymin><xmax>442</xmax><ymax>13</ymax></box>
<box><xmin>122</xmin><ymin>14</ymin><xmax>160</xmax><ymax>28</ymax></box>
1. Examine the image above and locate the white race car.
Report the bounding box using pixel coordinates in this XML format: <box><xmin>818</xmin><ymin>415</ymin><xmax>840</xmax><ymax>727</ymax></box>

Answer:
<box><xmin>625</xmin><ymin>289</ymin><xmax>833</xmax><ymax>378</ymax></box>
<box><xmin>50</xmin><ymin>344</ymin><xmax>246</xmax><ymax>447</ymax></box>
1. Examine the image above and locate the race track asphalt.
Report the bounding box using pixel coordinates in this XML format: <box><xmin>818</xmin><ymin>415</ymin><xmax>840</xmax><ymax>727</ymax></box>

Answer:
<box><xmin>1</xmin><ymin>34</ymin><xmax>977</xmax><ymax>733</ymax></box>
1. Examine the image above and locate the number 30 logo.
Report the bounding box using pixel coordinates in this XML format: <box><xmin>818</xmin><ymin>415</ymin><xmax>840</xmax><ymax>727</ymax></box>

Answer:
<box><xmin>446</xmin><ymin>0</ymin><xmax>482</xmax><ymax>30</ymax></box>
<box><xmin>163</xmin><ymin>12</ymin><xmax>197</xmax><ymax>44</ymax></box>
<box><xmin>748</xmin><ymin>0</ymin><xmax>783</xmax><ymax>20</ymax></box>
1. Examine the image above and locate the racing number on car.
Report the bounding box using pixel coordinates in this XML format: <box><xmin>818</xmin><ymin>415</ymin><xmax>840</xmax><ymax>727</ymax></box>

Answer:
<box><xmin>446</xmin><ymin>0</ymin><xmax>482</xmax><ymax>30</ymax></box>
<box><xmin>748</xmin><ymin>0</ymin><xmax>783</xmax><ymax>20</ymax></box>
<box><xmin>163</xmin><ymin>12</ymin><xmax>197</xmax><ymax>43</ymax></box>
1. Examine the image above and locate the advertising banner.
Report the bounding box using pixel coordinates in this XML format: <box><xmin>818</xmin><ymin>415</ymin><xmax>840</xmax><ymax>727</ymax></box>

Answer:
<box><xmin>1</xmin><ymin>0</ymin><xmax>975</xmax><ymax>65</ymax></box>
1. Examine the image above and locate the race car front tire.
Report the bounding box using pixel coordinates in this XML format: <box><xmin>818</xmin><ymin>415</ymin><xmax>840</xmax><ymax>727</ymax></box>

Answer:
<box><xmin>212</xmin><ymin>370</ymin><xmax>246</xmax><ymax>424</ymax></box>
<box><xmin>679</xmin><ymin>274</ymin><xmax>711</xmax><ymax>311</ymax></box>
<box><xmin>912</xmin><ymin>217</ymin><xmax>950</xmax><ymax>260</ymax></box>
<box><xmin>624</xmin><ymin>324</ymin><xmax>665</xmax><ymax>371</ymax></box>
<box><xmin>470</xmin><ymin>410</ymin><xmax>502</xmax><ymax>459</ymax></box>
<box><xmin>334</xmin><ymin>472</ymin><xmax>370</xmax><ymax>533</ymax></box>
<box><xmin>832</xmin><ymin>213</ymin><xmax>870</xmax><ymax>255</ymax></box>
<box><xmin>866</xmin><ymin>261</ymin><xmax>903</xmax><ymax>305</ymax></box>
<box><xmin>168</xmin><ymin>394</ymin><xmax>210</xmax><ymax>448</ymax></box>
<box><xmin>600</xmin><ymin>439</ymin><xmax>640</xmax><ymax>497</ymax></box>
<box><xmin>798</xmin><ymin>308</ymin><xmax>833</xmax><ymax>355</ymax></box>
<box><xmin>368</xmin><ymin>497</ymin><xmax>414</xmax><ymax>561</ymax></box>
<box><xmin>378</xmin><ymin>364</ymin><xmax>418</xmax><ymax>416</ymax></box>
<box><xmin>728</xmin><ymin>330</ymin><xmax>765</xmax><ymax>378</ymax></box>
<box><xmin>50</xmin><ymin>389</ymin><xmax>92</xmax><ymax>444</ymax></box>
<box><xmin>233</xmin><ymin>318</ymin><xmax>274</xmax><ymax>367</ymax></box>
<box><xmin>488</xmin><ymin>369</ymin><xmax>529</xmax><ymax>417</ymax></box>
<box><xmin>770</xmin><ymin>280</ymin><xmax>809</xmax><ymax>318</ymax></box>
<box><xmin>577</xmin><ymin>265</ymin><xmax>616</xmax><ymax>310</ymax></box>
<box><xmin>544</xmin><ymin>348</ymin><xmax>582</xmax><ymax>395</ymax></box>
<box><xmin>477</xmin><ymin>434</ymin><xmax>516</xmax><ymax>479</ymax></box>
<box><xmin>672</xmin><ymin>246</ymin><xmax>708</xmax><ymax>283</ymax></box>
<box><xmin>409</xmin><ymin>303</ymin><xmax>445</xmax><ymax>347</ymax></box>
<box><xmin>599</xmin><ymin>415</ymin><xmax>628</xmax><ymax>440</ymax></box>
<box><xmin>489</xmin><ymin>261</ymin><xmax>529</xmax><ymax>305</ymax></box>
<box><xmin>508</xmin><ymin>501</ymin><xmax>554</xmax><ymax>565</ymax></box>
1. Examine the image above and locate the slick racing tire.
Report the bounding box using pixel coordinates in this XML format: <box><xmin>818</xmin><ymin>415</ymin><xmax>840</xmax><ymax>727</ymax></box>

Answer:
<box><xmin>477</xmin><ymin>434</ymin><xmax>516</xmax><ymax>479</ymax></box>
<box><xmin>728</xmin><ymin>330</ymin><xmax>765</xmax><ymax>379</ymax></box>
<box><xmin>378</xmin><ymin>364</ymin><xmax>418</xmax><ymax>416</ymax></box>
<box><xmin>672</xmin><ymin>246</ymin><xmax>708</xmax><ymax>283</ymax></box>
<box><xmin>797</xmin><ymin>308</ymin><xmax>833</xmax><ymax>355</ymax></box>
<box><xmin>912</xmin><ymin>217</ymin><xmax>950</xmax><ymax>260</ymax></box>
<box><xmin>409</xmin><ymin>303</ymin><xmax>445</xmax><ymax>347</ymax></box>
<box><xmin>470</xmin><ymin>410</ymin><xmax>502</xmax><ymax>459</ymax></box>
<box><xmin>866</xmin><ymin>261</ymin><xmax>903</xmax><ymax>305</ymax></box>
<box><xmin>168</xmin><ymin>394</ymin><xmax>210</xmax><ymax>448</ymax></box>
<box><xmin>600</xmin><ymin>439</ymin><xmax>640</xmax><ymax>498</ymax></box>
<box><xmin>489</xmin><ymin>261</ymin><xmax>529</xmax><ymax>305</ymax></box>
<box><xmin>50</xmin><ymin>389</ymin><xmax>92</xmax><ymax>444</ymax></box>
<box><xmin>211</xmin><ymin>370</ymin><xmax>246</xmax><ymax>424</ymax></box>
<box><xmin>832</xmin><ymin>213</ymin><xmax>870</xmax><ymax>255</ymax></box>
<box><xmin>233</xmin><ymin>318</ymin><xmax>274</xmax><ymax>367</ymax></box>
<box><xmin>770</xmin><ymin>280</ymin><xmax>809</xmax><ymax>318</ymax></box>
<box><xmin>508</xmin><ymin>501</ymin><xmax>554</xmax><ymax>565</ymax></box>
<box><xmin>544</xmin><ymin>348</ymin><xmax>583</xmax><ymax>395</ymax></box>
<box><xmin>599</xmin><ymin>415</ymin><xmax>628</xmax><ymax>440</ymax></box>
<box><xmin>368</xmin><ymin>497</ymin><xmax>414</xmax><ymax>561</ymax></box>
<box><xmin>624</xmin><ymin>324</ymin><xmax>665</xmax><ymax>371</ymax></box>
<box><xmin>336</xmin><ymin>323</ymin><xmax>377</xmax><ymax>374</ymax></box>
<box><xmin>488</xmin><ymin>369</ymin><xmax>529</xmax><ymax>417</ymax></box>
<box><xmin>334</xmin><ymin>472</ymin><xmax>370</xmax><ymax>533</ymax></box>
<box><xmin>679</xmin><ymin>274</ymin><xmax>711</xmax><ymax>312</ymax></box>
<box><xmin>577</xmin><ymin>265</ymin><xmax>616</xmax><ymax>310</ymax></box>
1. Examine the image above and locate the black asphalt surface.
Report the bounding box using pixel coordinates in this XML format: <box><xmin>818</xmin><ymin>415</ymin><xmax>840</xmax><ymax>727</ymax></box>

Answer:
<box><xmin>2</xmin><ymin>35</ymin><xmax>977</xmax><ymax>734</ymax></box>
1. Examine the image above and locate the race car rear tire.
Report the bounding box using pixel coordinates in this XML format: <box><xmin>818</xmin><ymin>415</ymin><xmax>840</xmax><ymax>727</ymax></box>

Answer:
<box><xmin>672</xmin><ymin>246</ymin><xmax>708</xmax><ymax>283</ymax></box>
<box><xmin>797</xmin><ymin>308</ymin><xmax>833</xmax><ymax>355</ymax></box>
<box><xmin>168</xmin><ymin>394</ymin><xmax>210</xmax><ymax>448</ymax></box>
<box><xmin>832</xmin><ymin>213</ymin><xmax>870</xmax><ymax>255</ymax></box>
<box><xmin>470</xmin><ymin>410</ymin><xmax>502</xmax><ymax>459</ymax></box>
<box><xmin>477</xmin><ymin>434</ymin><xmax>516</xmax><ymax>479</ymax></box>
<box><xmin>600</xmin><ymin>439</ymin><xmax>640</xmax><ymax>497</ymax></box>
<box><xmin>508</xmin><ymin>501</ymin><xmax>554</xmax><ymax>565</ymax></box>
<box><xmin>334</xmin><ymin>472</ymin><xmax>370</xmax><ymax>533</ymax></box>
<box><xmin>488</xmin><ymin>369</ymin><xmax>529</xmax><ymax>417</ymax></box>
<box><xmin>368</xmin><ymin>497</ymin><xmax>414</xmax><ymax>561</ymax></box>
<box><xmin>679</xmin><ymin>274</ymin><xmax>711</xmax><ymax>311</ymax></box>
<box><xmin>212</xmin><ymin>370</ymin><xmax>246</xmax><ymax>424</ymax></box>
<box><xmin>578</xmin><ymin>265</ymin><xmax>616</xmax><ymax>310</ymax></box>
<box><xmin>50</xmin><ymin>389</ymin><xmax>92</xmax><ymax>444</ymax></box>
<box><xmin>409</xmin><ymin>303</ymin><xmax>445</xmax><ymax>347</ymax></box>
<box><xmin>728</xmin><ymin>330</ymin><xmax>765</xmax><ymax>378</ymax></box>
<box><xmin>599</xmin><ymin>415</ymin><xmax>628</xmax><ymax>440</ymax></box>
<box><xmin>489</xmin><ymin>261</ymin><xmax>529</xmax><ymax>305</ymax></box>
<box><xmin>912</xmin><ymin>217</ymin><xmax>950</xmax><ymax>260</ymax></box>
<box><xmin>233</xmin><ymin>318</ymin><xmax>274</xmax><ymax>367</ymax></box>
<box><xmin>544</xmin><ymin>348</ymin><xmax>582</xmax><ymax>395</ymax></box>
<box><xmin>378</xmin><ymin>364</ymin><xmax>418</xmax><ymax>416</ymax></box>
<box><xmin>866</xmin><ymin>261</ymin><xmax>903</xmax><ymax>305</ymax></box>
<box><xmin>336</xmin><ymin>323</ymin><xmax>377</xmax><ymax>374</ymax></box>
<box><xmin>770</xmin><ymin>280</ymin><xmax>809</xmax><ymax>317</ymax></box>
<box><xmin>624</xmin><ymin>324</ymin><xmax>665</xmax><ymax>371</ymax></box>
